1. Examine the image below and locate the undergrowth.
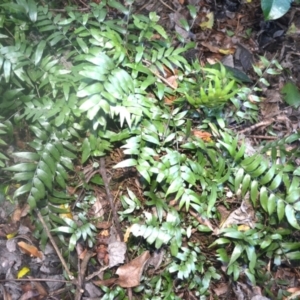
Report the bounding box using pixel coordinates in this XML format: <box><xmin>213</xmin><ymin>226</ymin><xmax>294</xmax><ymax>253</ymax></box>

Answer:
<box><xmin>0</xmin><ymin>0</ymin><xmax>300</xmax><ymax>298</ymax></box>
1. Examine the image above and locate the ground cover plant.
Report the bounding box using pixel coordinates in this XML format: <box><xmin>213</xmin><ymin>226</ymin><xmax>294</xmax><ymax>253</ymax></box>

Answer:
<box><xmin>0</xmin><ymin>0</ymin><xmax>300</xmax><ymax>299</ymax></box>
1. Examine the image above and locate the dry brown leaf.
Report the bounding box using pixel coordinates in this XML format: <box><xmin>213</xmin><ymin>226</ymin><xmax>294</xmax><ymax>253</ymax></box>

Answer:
<box><xmin>213</xmin><ymin>282</ymin><xmax>228</xmax><ymax>296</ymax></box>
<box><xmin>166</xmin><ymin>75</ymin><xmax>178</xmax><ymax>89</ymax></box>
<box><xmin>123</xmin><ymin>226</ymin><xmax>131</xmax><ymax>243</ymax></box>
<box><xmin>219</xmin><ymin>193</ymin><xmax>255</xmax><ymax>230</ymax></box>
<box><xmin>164</xmin><ymin>95</ymin><xmax>177</xmax><ymax>105</ymax></box>
<box><xmin>17</xmin><ymin>241</ymin><xmax>43</xmax><ymax>259</ymax></box>
<box><xmin>116</xmin><ymin>251</ymin><xmax>150</xmax><ymax>288</ymax></box>
<box><xmin>201</xmin><ymin>42</ymin><xmax>220</xmax><ymax>53</ymax></box>
<box><xmin>11</xmin><ymin>207</ymin><xmax>22</xmax><ymax>223</ymax></box>
<box><xmin>192</xmin><ymin>130</ymin><xmax>212</xmax><ymax>142</ymax></box>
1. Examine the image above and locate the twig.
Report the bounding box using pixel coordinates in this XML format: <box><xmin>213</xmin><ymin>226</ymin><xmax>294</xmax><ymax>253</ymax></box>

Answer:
<box><xmin>142</xmin><ymin>60</ymin><xmax>178</xmax><ymax>90</ymax></box>
<box><xmin>157</xmin><ymin>0</ymin><xmax>176</xmax><ymax>12</ymax></box>
<box><xmin>247</xmin><ymin>135</ymin><xmax>278</xmax><ymax>140</ymax></box>
<box><xmin>0</xmin><ymin>278</ymin><xmax>70</xmax><ymax>283</ymax></box>
<box><xmin>99</xmin><ymin>158</ymin><xmax>124</xmax><ymax>241</ymax></box>
<box><xmin>75</xmin><ymin>250</ymin><xmax>94</xmax><ymax>300</ymax></box>
<box><xmin>36</xmin><ymin>210</ymin><xmax>74</xmax><ymax>280</ymax></box>
<box><xmin>49</xmin><ymin>7</ymin><xmax>91</xmax><ymax>12</ymax></box>
<box><xmin>86</xmin><ymin>266</ymin><xmax>108</xmax><ymax>281</ymax></box>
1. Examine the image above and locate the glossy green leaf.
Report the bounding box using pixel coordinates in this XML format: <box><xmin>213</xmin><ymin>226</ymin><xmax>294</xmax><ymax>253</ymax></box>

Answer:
<box><xmin>250</xmin><ymin>180</ymin><xmax>258</xmax><ymax>206</ymax></box>
<box><xmin>277</xmin><ymin>199</ymin><xmax>285</xmax><ymax>221</ymax></box>
<box><xmin>13</xmin><ymin>183</ymin><xmax>32</xmax><ymax>199</ymax></box>
<box><xmin>3</xmin><ymin>60</ymin><xmax>11</xmax><ymax>83</ymax></box>
<box><xmin>267</xmin><ymin>193</ymin><xmax>276</xmax><ymax>215</ymax></box>
<box><xmin>12</xmin><ymin>152</ymin><xmax>39</xmax><ymax>161</ymax></box>
<box><xmin>269</xmin><ymin>172</ymin><xmax>283</xmax><ymax>190</ymax></box>
<box><xmin>285</xmin><ymin>204</ymin><xmax>300</xmax><ymax>229</ymax></box>
<box><xmin>241</xmin><ymin>174</ymin><xmax>251</xmax><ymax>197</ymax></box>
<box><xmin>228</xmin><ymin>243</ymin><xmax>244</xmax><ymax>266</ymax></box>
<box><xmin>76</xmin><ymin>37</ymin><xmax>89</xmax><ymax>53</ymax></box>
<box><xmin>259</xmin><ymin>163</ymin><xmax>276</xmax><ymax>185</ymax></box>
<box><xmin>36</xmin><ymin>168</ymin><xmax>52</xmax><ymax>190</ymax></box>
<box><xmin>5</xmin><ymin>163</ymin><xmax>37</xmax><ymax>172</ymax></box>
<box><xmin>286</xmin><ymin>251</ymin><xmax>300</xmax><ymax>260</ymax></box>
<box><xmin>27</xmin><ymin>0</ymin><xmax>37</xmax><ymax>22</ymax></box>
<box><xmin>207</xmin><ymin>184</ymin><xmax>217</xmax><ymax>216</ymax></box>
<box><xmin>166</xmin><ymin>178</ymin><xmax>183</xmax><ymax>196</ymax></box>
<box><xmin>234</xmin><ymin>168</ymin><xmax>244</xmax><ymax>192</ymax></box>
<box><xmin>286</xmin><ymin>189</ymin><xmax>300</xmax><ymax>204</ymax></box>
<box><xmin>34</xmin><ymin>40</ymin><xmax>47</xmax><ymax>65</ymax></box>
<box><xmin>245</xmin><ymin>246</ymin><xmax>256</xmax><ymax>273</ymax></box>
<box><xmin>261</xmin><ymin>0</ymin><xmax>292</xmax><ymax>20</ymax></box>
<box><xmin>259</xmin><ymin>186</ymin><xmax>268</xmax><ymax>212</ymax></box>
<box><xmin>113</xmin><ymin>159</ymin><xmax>137</xmax><ymax>169</ymax></box>
<box><xmin>81</xmin><ymin>138</ymin><xmax>91</xmax><ymax>164</ymax></box>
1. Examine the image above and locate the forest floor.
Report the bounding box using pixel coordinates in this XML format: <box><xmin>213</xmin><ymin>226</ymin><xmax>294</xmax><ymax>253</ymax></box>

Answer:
<box><xmin>1</xmin><ymin>0</ymin><xmax>300</xmax><ymax>299</ymax></box>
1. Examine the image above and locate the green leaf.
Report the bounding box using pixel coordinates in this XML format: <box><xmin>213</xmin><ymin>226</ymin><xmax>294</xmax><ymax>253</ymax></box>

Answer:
<box><xmin>12</xmin><ymin>152</ymin><xmax>39</xmax><ymax>161</ymax></box>
<box><xmin>260</xmin><ymin>186</ymin><xmax>268</xmax><ymax>212</ymax></box>
<box><xmin>166</xmin><ymin>177</ymin><xmax>183</xmax><ymax>196</ymax></box>
<box><xmin>3</xmin><ymin>60</ymin><xmax>11</xmax><ymax>83</ymax></box>
<box><xmin>14</xmin><ymin>183</ymin><xmax>32</xmax><ymax>199</ymax></box>
<box><xmin>207</xmin><ymin>184</ymin><xmax>217</xmax><ymax>217</ymax></box>
<box><xmin>277</xmin><ymin>199</ymin><xmax>285</xmax><ymax>221</ymax></box>
<box><xmin>5</xmin><ymin>163</ymin><xmax>37</xmax><ymax>172</ymax></box>
<box><xmin>76</xmin><ymin>37</ymin><xmax>89</xmax><ymax>53</ymax></box>
<box><xmin>267</xmin><ymin>193</ymin><xmax>276</xmax><ymax>215</ymax></box>
<box><xmin>286</xmin><ymin>251</ymin><xmax>300</xmax><ymax>260</ymax></box>
<box><xmin>113</xmin><ymin>159</ymin><xmax>137</xmax><ymax>168</ymax></box>
<box><xmin>234</xmin><ymin>168</ymin><xmax>244</xmax><ymax>192</ymax></box>
<box><xmin>12</xmin><ymin>172</ymin><xmax>34</xmax><ymax>181</ymax></box>
<box><xmin>27</xmin><ymin>0</ymin><xmax>37</xmax><ymax>22</ymax></box>
<box><xmin>281</xmin><ymin>82</ymin><xmax>300</xmax><ymax>108</ymax></box>
<box><xmin>81</xmin><ymin>138</ymin><xmax>91</xmax><ymax>164</ymax></box>
<box><xmin>260</xmin><ymin>164</ymin><xmax>276</xmax><ymax>185</ymax></box>
<box><xmin>228</xmin><ymin>243</ymin><xmax>244</xmax><ymax>266</ymax></box>
<box><xmin>36</xmin><ymin>168</ymin><xmax>52</xmax><ymax>190</ymax></box>
<box><xmin>241</xmin><ymin>174</ymin><xmax>251</xmax><ymax>197</ymax></box>
<box><xmin>261</xmin><ymin>0</ymin><xmax>292</xmax><ymax>20</ymax></box>
<box><xmin>285</xmin><ymin>204</ymin><xmax>300</xmax><ymax>229</ymax></box>
<box><xmin>52</xmin><ymin>226</ymin><xmax>75</xmax><ymax>234</ymax></box>
<box><xmin>35</xmin><ymin>40</ymin><xmax>47</xmax><ymax>66</ymax></box>
<box><xmin>250</xmin><ymin>180</ymin><xmax>258</xmax><ymax>206</ymax></box>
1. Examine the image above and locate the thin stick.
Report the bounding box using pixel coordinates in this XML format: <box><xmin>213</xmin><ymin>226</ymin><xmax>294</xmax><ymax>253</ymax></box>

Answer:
<box><xmin>247</xmin><ymin>135</ymin><xmax>278</xmax><ymax>140</ymax></box>
<box><xmin>142</xmin><ymin>60</ymin><xmax>178</xmax><ymax>90</ymax></box>
<box><xmin>36</xmin><ymin>210</ymin><xmax>74</xmax><ymax>280</ymax></box>
<box><xmin>157</xmin><ymin>0</ymin><xmax>176</xmax><ymax>12</ymax></box>
<box><xmin>99</xmin><ymin>158</ymin><xmax>124</xmax><ymax>241</ymax></box>
<box><xmin>75</xmin><ymin>250</ymin><xmax>94</xmax><ymax>300</ymax></box>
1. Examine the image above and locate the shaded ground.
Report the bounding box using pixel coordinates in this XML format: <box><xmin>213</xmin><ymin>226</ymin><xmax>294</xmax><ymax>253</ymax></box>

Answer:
<box><xmin>1</xmin><ymin>0</ymin><xmax>300</xmax><ymax>299</ymax></box>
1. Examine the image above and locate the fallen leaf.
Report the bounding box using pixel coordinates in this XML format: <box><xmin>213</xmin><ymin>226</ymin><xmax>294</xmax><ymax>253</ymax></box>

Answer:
<box><xmin>124</xmin><ymin>226</ymin><xmax>131</xmax><ymax>243</ymax></box>
<box><xmin>200</xmin><ymin>12</ymin><xmax>214</xmax><ymax>29</ymax></box>
<box><xmin>17</xmin><ymin>266</ymin><xmax>30</xmax><ymax>278</ymax></box>
<box><xmin>116</xmin><ymin>251</ymin><xmax>150</xmax><ymax>287</ymax></box>
<box><xmin>192</xmin><ymin>130</ymin><xmax>212</xmax><ymax>142</ymax></box>
<box><xmin>18</xmin><ymin>241</ymin><xmax>43</xmax><ymax>259</ymax></box>
<box><xmin>59</xmin><ymin>204</ymin><xmax>73</xmax><ymax>219</ymax></box>
<box><xmin>108</xmin><ymin>241</ymin><xmax>126</xmax><ymax>267</ymax></box>
<box><xmin>219</xmin><ymin>193</ymin><xmax>255</xmax><ymax>229</ymax></box>
<box><xmin>165</xmin><ymin>75</ymin><xmax>178</xmax><ymax>89</ymax></box>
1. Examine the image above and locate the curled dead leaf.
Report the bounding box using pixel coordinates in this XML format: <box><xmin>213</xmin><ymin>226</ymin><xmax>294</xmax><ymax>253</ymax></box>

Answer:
<box><xmin>116</xmin><ymin>251</ymin><xmax>150</xmax><ymax>288</ymax></box>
